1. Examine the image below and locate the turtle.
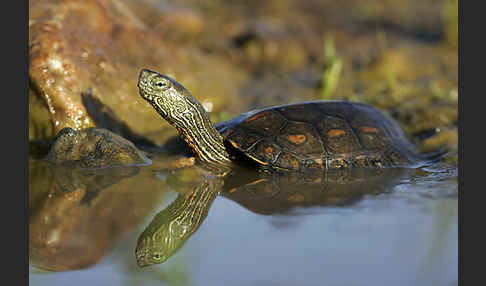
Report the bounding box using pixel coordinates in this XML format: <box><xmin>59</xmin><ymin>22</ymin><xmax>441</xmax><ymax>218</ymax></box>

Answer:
<box><xmin>137</xmin><ymin>68</ymin><xmax>430</xmax><ymax>173</ymax></box>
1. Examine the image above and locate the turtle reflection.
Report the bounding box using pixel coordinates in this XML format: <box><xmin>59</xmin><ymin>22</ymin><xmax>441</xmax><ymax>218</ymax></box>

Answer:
<box><xmin>136</xmin><ymin>167</ymin><xmax>409</xmax><ymax>266</ymax></box>
<box><xmin>136</xmin><ymin>179</ymin><xmax>221</xmax><ymax>266</ymax></box>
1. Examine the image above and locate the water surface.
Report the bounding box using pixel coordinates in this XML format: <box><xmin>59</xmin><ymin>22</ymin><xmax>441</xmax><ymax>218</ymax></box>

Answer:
<box><xmin>29</xmin><ymin>156</ymin><xmax>457</xmax><ymax>286</ymax></box>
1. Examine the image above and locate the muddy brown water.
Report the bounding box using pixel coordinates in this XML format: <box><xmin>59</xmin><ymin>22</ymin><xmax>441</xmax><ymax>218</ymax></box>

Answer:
<box><xmin>29</xmin><ymin>153</ymin><xmax>457</xmax><ymax>286</ymax></box>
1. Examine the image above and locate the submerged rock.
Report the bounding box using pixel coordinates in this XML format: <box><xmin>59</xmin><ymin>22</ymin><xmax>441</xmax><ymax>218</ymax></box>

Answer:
<box><xmin>45</xmin><ymin>127</ymin><xmax>151</xmax><ymax>168</ymax></box>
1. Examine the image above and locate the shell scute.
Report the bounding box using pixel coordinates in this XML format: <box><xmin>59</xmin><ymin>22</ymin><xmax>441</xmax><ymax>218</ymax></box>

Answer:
<box><xmin>315</xmin><ymin>116</ymin><xmax>362</xmax><ymax>154</ymax></box>
<box><xmin>248</xmin><ymin>140</ymin><xmax>281</xmax><ymax>165</ymax></box>
<box><xmin>226</xmin><ymin>127</ymin><xmax>262</xmax><ymax>151</ymax></box>
<box><xmin>239</xmin><ymin>110</ymin><xmax>286</xmax><ymax>137</ymax></box>
<box><xmin>348</xmin><ymin>112</ymin><xmax>392</xmax><ymax>150</ymax></box>
<box><xmin>276</xmin><ymin>121</ymin><xmax>323</xmax><ymax>157</ymax></box>
<box><xmin>274</xmin><ymin>152</ymin><xmax>301</xmax><ymax>170</ymax></box>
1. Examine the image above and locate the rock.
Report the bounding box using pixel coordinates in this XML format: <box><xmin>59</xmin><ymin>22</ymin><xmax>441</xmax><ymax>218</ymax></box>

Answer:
<box><xmin>45</xmin><ymin>127</ymin><xmax>151</xmax><ymax>168</ymax></box>
<box><xmin>29</xmin><ymin>0</ymin><xmax>248</xmax><ymax>145</ymax></box>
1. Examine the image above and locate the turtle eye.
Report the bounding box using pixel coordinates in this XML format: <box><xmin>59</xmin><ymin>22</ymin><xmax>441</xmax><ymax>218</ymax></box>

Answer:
<box><xmin>152</xmin><ymin>253</ymin><xmax>162</xmax><ymax>260</ymax></box>
<box><xmin>155</xmin><ymin>80</ymin><xmax>168</xmax><ymax>89</ymax></box>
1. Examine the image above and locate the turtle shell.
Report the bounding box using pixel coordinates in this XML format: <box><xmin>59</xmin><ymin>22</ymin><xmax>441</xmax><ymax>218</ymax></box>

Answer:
<box><xmin>216</xmin><ymin>101</ymin><xmax>419</xmax><ymax>171</ymax></box>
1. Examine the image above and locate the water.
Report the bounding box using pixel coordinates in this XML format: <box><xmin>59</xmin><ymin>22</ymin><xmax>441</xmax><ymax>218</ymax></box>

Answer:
<box><xmin>29</xmin><ymin>157</ymin><xmax>457</xmax><ymax>286</ymax></box>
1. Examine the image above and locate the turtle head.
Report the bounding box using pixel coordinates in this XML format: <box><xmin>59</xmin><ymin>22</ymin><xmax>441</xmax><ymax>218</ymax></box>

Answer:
<box><xmin>138</xmin><ymin>68</ymin><xmax>201</xmax><ymax>127</ymax></box>
<box><xmin>135</xmin><ymin>235</ymin><xmax>171</xmax><ymax>267</ymax></box>
<box><xmin>135</xmin><ymin>218</ymin><xmax>188</xmax><ymax>266</ymax></box>
<box><xmin>135</xmin><ymin>209</ymin><xmax>193</xmax><ymax>267</ymax></box>
<box><xmin>138</xmin><ymin>68</ymin><xmax>231</xmax><ymax>165</ymax></box>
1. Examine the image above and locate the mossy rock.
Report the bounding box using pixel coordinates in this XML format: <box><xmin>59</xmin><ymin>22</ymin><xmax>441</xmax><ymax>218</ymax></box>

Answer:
<box><xmin>45</xmin><ymin>128</ymin><xmax>151</xmax><ymax>168</ymax></box>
